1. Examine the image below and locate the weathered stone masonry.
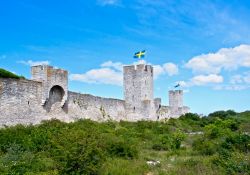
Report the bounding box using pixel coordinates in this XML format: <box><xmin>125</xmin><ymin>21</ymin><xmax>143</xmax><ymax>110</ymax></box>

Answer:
<box><xmin>0</xmin><ymin>64</ymin><xmax>189</xmax><ymax>126</ymax></box>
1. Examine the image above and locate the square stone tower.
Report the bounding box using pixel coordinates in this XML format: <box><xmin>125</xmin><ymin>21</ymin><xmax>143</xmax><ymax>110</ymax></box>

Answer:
<box><xmin>31</xmin><ymin>65</ymin><xmax>68</xmax><ymax>107</ymax></box>
<box><xmin>169</xmin><ymin>90</ymin><xmax>189</xmax><ymax>118</ymax></box>
<box><xmin>123</xmin><ymin>64</ymin><xmax>156</xmax><ymax>120</ymax></box>
<box><xmin>169</xmin><ymin>90</ymin><xmax>183</xmax><ymax>108</ymax></box>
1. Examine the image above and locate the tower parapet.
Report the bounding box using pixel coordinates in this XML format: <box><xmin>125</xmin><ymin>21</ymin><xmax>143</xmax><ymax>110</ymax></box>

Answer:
<box><xmin>31</xmin><ymin>65</ymin><xmax>68</xmax><ymax>107</ymax></box>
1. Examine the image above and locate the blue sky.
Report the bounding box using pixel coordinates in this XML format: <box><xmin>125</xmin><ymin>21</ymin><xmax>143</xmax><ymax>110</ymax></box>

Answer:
<box><xmin>1</xmin><ymin>0</ymin><xmax>250</xmax><ymax>115</ymax></box>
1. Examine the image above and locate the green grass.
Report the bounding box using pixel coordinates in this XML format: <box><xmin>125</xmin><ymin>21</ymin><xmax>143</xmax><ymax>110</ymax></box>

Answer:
<box><xmin>0</xmin><ymin>111</ymin><xmax>249</xmax><ymax>175</ymax></box>
<box><xmin>0</xmin><ymin>68</ymin><xmax>25</xmax><ymax>79</ymax></box>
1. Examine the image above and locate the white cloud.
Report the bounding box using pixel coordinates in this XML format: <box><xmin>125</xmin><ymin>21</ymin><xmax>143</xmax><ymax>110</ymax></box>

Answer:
<box><xmin>185</xmin><ymin>44</ymin><xmax>250</xmax><ymax>74</ymax></box>
<box><xmin>191</xmin><ymin>74</ymin><xmax>224</xmax><ymax>86</ymax></box>
<box><xmin>178</xmin><ymin>74</ymin><xmax>224</xmax><ymax>87</ymax></box>
<box><xmin>244</xmin><ymin>73</ymin><xmax>250</xmax><ymax>83</ymax></box>
<box><xmin>230</xmin><ymin>75</ymin><xmax>243</xmax><ymax>84</ymax></box>
<box><xmin>214</xmin><ymin>84</ymin><xmax>250</xmax><ymax>91</ymax></box>
<box><xmin>163</xmin><ymin>63</ymin><xmax>179</xmax><ymax>76</ymax></box>
<box><xmin>70</xmin><ymin>68</ymin><xmax>122</xmax><ymax>86</ymax></box>
<box><xmin>19</xmin><ymin>60</ymin><xmax>50</xmax><ymax>66</ymax></box>
<box><xmin>153</xmin><ymin>65</ymin><xmax>164</xmax><ymax>78</ymax></box>
<box><xmin>176</xmin><ymin>81</ymin><xmax>188</xmax><ymax>87</ymax></box>
<box><xmin>213</xmin><ymin>72</ymin><xmax>250</xmax><ymax>91</ymax></box>
<box><xmin>70</xmin><ymin>60</ymin><xmax>178</xmax><ymax>86</ymax></box>
<box><xmin>230</xmin><ymin>72</ymin><xmax>250</xmax><ymax>84</ymax></box>
<box><xmin>132</xmin><ymin>59</ymin><xmax>178</xmax><ymax>78</ymax></box>
<box><xmin>101</xmin><ymin>60</ymin><xmax>123</xmax><ymax>71</ymax></box>
<box><xmin>97</xmin><ymin>0</ymin><xmax>119</xmax><ymax>6</ymax></box>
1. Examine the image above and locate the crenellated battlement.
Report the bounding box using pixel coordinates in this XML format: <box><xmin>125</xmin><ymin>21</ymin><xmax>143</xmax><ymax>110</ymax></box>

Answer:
<box><xmin>123</xmin><ymin>64</ymin><xmax>153</xmax><ymax>74</ymax></box>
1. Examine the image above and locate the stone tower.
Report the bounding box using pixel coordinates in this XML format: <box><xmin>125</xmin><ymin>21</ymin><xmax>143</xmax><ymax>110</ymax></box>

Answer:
<box><xmin>31</xmin><ymin>65</ymin><xmax>68</xmax><ymax>108</ymax></box>
<box><xmin>169</xmin><ymin>90</ymin><xmax>183</xmax><ymax>108</ymax></box>
<box><xmin>169</xmin><ymin>90</ymin><xmax>189</xmax><ymax>118</ymax></box>
<box><xmin>123</xmin><ymin>64</ymin><xmax>156</xmax><ymax>120</ymax></box>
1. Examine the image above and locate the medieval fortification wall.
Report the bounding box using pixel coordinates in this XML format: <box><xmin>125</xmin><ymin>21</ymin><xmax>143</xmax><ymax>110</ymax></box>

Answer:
<box><xmin>0</xmin><ymin>64</ymin><xmax>189</xmax><ymax>126</ymax></box>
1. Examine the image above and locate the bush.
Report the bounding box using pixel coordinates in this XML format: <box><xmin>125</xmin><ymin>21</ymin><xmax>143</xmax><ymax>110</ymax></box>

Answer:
<box><xmin>222</xmin><ymin>133</ymin><xmax>250</xmax><ymax>153</ymax></box>
<box><xmin>105</xmin><ymin>137</ymin><xmax>138</xmax><ymax>159</ymax></box>
<box><xmin>172</xmin><ymin>131</ymin><xmax>186</xmax><ymax>149</ymax></box>
<box><xmin>152</xmin><ymin>131</ymin><xmax>186</xmax><ymax>151</ymax></box>
<box><xmin>61</xmin><ymin>137</ymin><xmax>104</xmax><ymax>175</ymax></box>
<box><xmin>193</xmin><ymin>138</ymin><xmax>218</xmax><ymax>155</ymax></box>
<box><xmin>152</xmin><ymin>134</ymin><xmax>172</xmax><ymax>151</ymax></box>
<box><xmin>213</xmin><ymin>150</ymin><xmax>250</xmax><ymax>174</ymax></box>
<box><xmin>179</xmin><ymin>113</ymin><xmax>200</xmax><ymax>121</ymax></box>
<box><xmin>208</xmin><ymin>110</ymin><xmax>237</xmax><ymax>120</ymax></box>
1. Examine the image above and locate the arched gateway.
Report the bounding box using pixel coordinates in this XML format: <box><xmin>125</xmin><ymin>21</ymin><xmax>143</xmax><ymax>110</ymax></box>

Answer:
<box><xmin>31</xmin><ymin>65</ymin><xmax>68</xmax><ymax>112</ymax></box>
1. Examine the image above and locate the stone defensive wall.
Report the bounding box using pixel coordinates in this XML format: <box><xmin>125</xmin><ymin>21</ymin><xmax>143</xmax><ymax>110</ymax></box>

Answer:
<box><xmin>0</xmin><ymin>78</ymin><xmax>126</xmax><ymax>126</ymax></box>
<box><xmin>67</xmin><ymin>92</ymin><xmax>126</xmax><ymax>121</ymax></box>
<box><xmin>0</xmin><ymin>78</ymin><xmax>45</xmax><ymax>126</ymax></box>
<box><xmin>0</xmin><ymin>64</ymin><xmax>190</xmax><ymax>126</ymax></box>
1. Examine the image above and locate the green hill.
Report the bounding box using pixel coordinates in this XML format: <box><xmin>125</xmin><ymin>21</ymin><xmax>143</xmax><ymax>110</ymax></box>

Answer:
<box><xmin>0</xmin><ymin>111</ymin><xmax>249</xmax><ymax>175</ymax></box>
<box><xmin>0</xmin><ymin>68</ymin><xmax>25</xmax><ymax>79</ymax></box>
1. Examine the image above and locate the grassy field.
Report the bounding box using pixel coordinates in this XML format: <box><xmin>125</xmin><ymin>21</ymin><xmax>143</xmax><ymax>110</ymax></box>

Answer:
<box><xmin>0</xmin><ymin>111</ymin><xmax>249</xmax><ymax>175</ymax></box>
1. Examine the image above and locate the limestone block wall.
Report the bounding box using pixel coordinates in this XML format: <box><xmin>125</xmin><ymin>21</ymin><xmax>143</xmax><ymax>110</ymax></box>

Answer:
<box><xmin>0</xmin><ymin>78</ymin><xmax>126</xmax><ymax>126</ymax></box>
<box><xmin>168</xmin><ymin>106</ymin><xmax>188</xmax><ymax>118</ymax></box>
<box><xmin>156</xmin><ymin>106</ymin><xmax>171</xmax><ymax>120</ymax></box>
<box><xmin>67</xmin><ymin>92</ymin><xmax>126</xmax><ymax>121</ymax></box>
<box><xmin>0</xmin><ymin>78</ymin><xmax>48</xmax><ymax>126</ymax></box>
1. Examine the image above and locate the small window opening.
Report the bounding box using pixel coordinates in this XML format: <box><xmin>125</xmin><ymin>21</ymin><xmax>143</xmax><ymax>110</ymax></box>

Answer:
<box><xmin>133</xmin><ymin>107</ymin><xmax>136</xmax><ymax>111</ymax></box>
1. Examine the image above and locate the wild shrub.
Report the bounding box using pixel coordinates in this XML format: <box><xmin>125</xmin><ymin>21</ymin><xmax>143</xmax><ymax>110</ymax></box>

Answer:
<box><xmin>61</xmin><ymin>136</ymin><xmax>104</xmax><ymax>175</ymax></box>
<box><xmin>213</xmin><ymin>150</ymin><xmax>250</xmax><ymax>175</ymax></box>
<box><xmin>152</xmin><ymin>130</ymin><xmax>186</xmax><ymax>151</ymax></box>
<box><xmin>222</xmin><ymin>133</ymin><xmax>250</xmax><ymax>153</ymax></box>
<box><xmin>105</xmin><ymin>137</ymin><xmax>138</xmax><ymax>159</ymax></box>
<box><xmin>193</xmin><ymin>138</ymin><xmax>218</xmax><ymax>155</ymax></box>
<box><xmin>208</xmin><ymin>110</ymin><xmax>237</xmax><ymax>120</ymax></box>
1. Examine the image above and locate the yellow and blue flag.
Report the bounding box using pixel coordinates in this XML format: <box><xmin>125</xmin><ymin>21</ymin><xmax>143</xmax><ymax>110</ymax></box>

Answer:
<box><xmin>134</xmin><ymin>50</ymin><xmax>146</xmax><ymax>59</ymax></box>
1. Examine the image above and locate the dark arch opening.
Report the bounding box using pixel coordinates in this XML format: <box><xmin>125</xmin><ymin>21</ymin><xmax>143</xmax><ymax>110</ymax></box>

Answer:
<box><xmin>44</xmin><ymin>85</ymin><xmax>65</xmax><ymax>112</ymax></box>
<box><xmin>49</xmin><ymin>85</ymin><xmax>64</xmax><ymax>103</ymax></box>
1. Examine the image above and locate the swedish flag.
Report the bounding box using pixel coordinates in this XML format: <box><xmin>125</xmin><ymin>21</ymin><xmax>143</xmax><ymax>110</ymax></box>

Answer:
<box><xmin>134</xmin><ymin>50</ymin><xmax>146</xmax><ymax>59</ymax></box>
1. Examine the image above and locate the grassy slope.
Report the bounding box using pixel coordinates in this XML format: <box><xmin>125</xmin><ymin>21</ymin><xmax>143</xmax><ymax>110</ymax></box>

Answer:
<box><xmin>0</xmin><ymin>68</ymin><xmax>24</xmax><ymax>79</ymax></box>
<box><xmin>0</xmin><ymin>111</ymin><xmax>249</xmax><ymax>175</ymax></box>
